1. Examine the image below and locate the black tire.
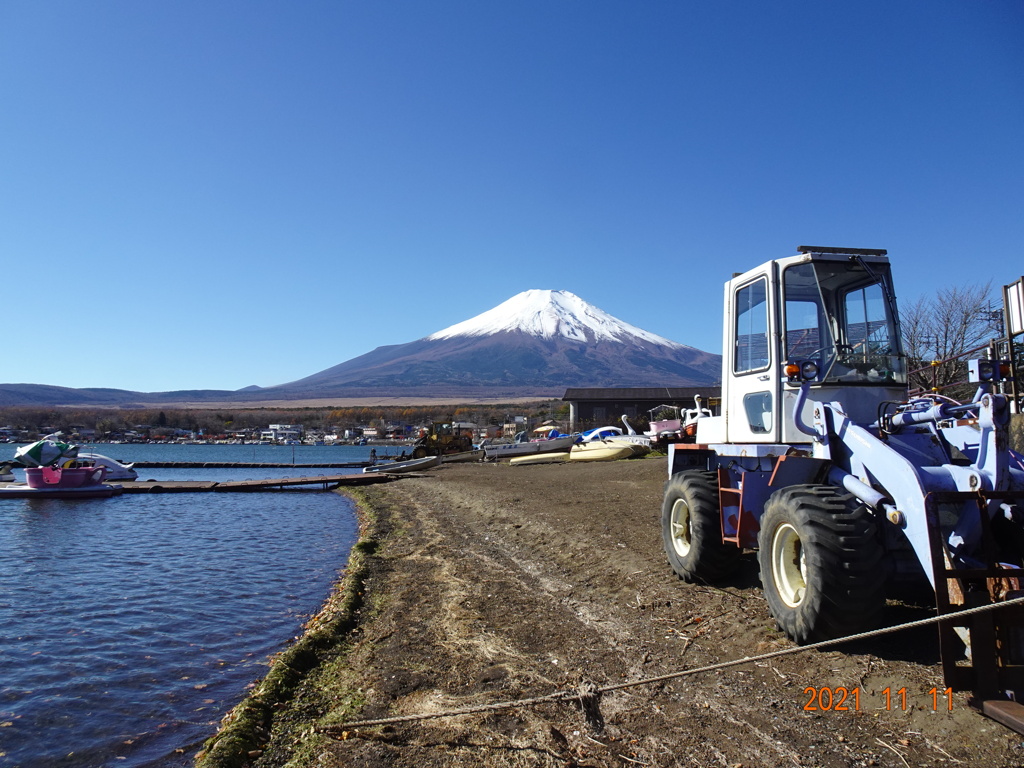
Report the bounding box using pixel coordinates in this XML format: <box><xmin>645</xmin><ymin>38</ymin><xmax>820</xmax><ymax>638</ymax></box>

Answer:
<box><xmin>661</xmin><ymin>471</ymin><xmax>739</xmax><ymax>583</ymax></box>
<box><xmin>757</xmin><ymin>485</ymin><xmax>887</xmax><ymax>645</ymax></box>
<box><xmin>411</xmin><ymin>446</ymin><xmax>428</xmax><ymax>460</ymax></box>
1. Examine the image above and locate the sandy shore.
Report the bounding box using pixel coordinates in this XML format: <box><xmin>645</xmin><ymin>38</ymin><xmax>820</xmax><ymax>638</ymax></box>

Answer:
<box><xmin>197</xmin><ymin>459</ymin><xmax>1022</xmax><ymax>767</ymax></box>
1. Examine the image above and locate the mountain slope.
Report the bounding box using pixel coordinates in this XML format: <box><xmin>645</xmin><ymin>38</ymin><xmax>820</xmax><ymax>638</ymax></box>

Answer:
<box><xmin>0</xmin><ymin>383</ymin><xmax>246</xmax><ymax>407</ymax></box>
<box><xmin>262</xmin><ymin>290</ymin><xmax>719</xmax><ymax>399</ymax></box>
<box><xmin>426</xmin><ymin>289</ymin><xmax>687</xmax><ymax>347</ymax></box>
<box><xmin>0</xmin><ymin>290</ymin><xmax>721</xmax><ymax>405</ymax></box>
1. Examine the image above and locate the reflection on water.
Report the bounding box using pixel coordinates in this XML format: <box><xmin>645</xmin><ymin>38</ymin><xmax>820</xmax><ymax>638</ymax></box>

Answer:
<box><xmin>0</xmin><ymin>449</ymin><xmax>361</xmax><ymax>767</ymax></box>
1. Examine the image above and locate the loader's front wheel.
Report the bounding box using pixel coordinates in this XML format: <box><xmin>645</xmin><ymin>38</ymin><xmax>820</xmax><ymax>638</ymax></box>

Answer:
<box><xmin>662</xmin><ymin>471</ymin><xmax>739</xmax><ymax>583</ymax></box>
<box><xmin>758</xmin><ymin>485</ymin><xmax>887</xmax><ymax>645</ymax></box>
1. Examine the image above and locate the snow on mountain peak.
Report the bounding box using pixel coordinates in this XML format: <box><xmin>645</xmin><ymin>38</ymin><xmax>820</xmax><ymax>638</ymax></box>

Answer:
<box><xmin>425</xmin><ymin>289</ymin><xmax>685</xmax><ymax>348</ymax></box>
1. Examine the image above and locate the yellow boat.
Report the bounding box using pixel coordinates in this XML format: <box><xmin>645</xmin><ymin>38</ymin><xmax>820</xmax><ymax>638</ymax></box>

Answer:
<box><xmin>509</xmin><ymin>451</ymin><xmax>570</xmax><ymax>466</ymax></box>
<box><xmin>568</xmin><ymin>441</ymin><xmax>634</xmax><ymax>462</ymax></box>
<box><xmin>605</xmin><ymin>438</ymin><xmax>651</xmax><ymax>457</ymax></box>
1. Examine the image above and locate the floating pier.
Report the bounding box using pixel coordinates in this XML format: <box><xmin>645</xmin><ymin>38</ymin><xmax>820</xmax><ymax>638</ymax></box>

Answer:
<box><xmin>119</xmin><ymin>474</ymin><xmax>393</xmax><ymax>493</ymax></box>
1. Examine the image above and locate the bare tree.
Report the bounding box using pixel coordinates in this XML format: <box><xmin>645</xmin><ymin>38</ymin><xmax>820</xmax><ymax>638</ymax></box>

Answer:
<box><xmin>902</xmin><ymin>282</ymin><xmax>995</xmax><ymax>397</ymax></box>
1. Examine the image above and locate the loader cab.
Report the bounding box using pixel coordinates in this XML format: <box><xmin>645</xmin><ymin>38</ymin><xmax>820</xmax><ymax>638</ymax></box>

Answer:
<box><xmin>707</xmin><ymin>246</ymin><xmax>908</xmax><ymax>445</ymax></box>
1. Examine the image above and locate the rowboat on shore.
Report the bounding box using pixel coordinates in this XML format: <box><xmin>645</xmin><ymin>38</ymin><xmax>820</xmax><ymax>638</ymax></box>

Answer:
<box><xmin>481</xmin><ymin>434</ymin><xmax>577</xmax><ymax>460</ymax></box>
<box><xmin>362</xmin><ymin>455</ymin><xmax>442</xmax><ymax>474</ymax></box>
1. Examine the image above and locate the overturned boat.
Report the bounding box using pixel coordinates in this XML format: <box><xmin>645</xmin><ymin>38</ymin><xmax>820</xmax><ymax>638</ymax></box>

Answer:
<box><xmin>362</xmin><ymin>455</ymin><xmax>442</xmax><ymax>474</ymax></box>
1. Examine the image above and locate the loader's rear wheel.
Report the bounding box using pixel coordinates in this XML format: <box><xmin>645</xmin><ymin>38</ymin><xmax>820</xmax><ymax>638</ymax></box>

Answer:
<box><xmin>662</xmin><ymin>471</ymin><xmax>739</xmax><ymax>583</ymax></box>
<box><xmin>758</xmin><ymin>485</ymin><xmax>887</xmax><ymax>645</ymax></box>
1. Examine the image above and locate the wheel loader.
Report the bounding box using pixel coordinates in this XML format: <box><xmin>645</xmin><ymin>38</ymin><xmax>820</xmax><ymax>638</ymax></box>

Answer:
<box><xmin>662</xmin><ymin>246</ymin><xmax>1024</xmax><ymax>728</ymax></box>
<box><xmin>410</xmin><ymin>421</ymin><xmax>475</xmax><ymax>459</ymax></box>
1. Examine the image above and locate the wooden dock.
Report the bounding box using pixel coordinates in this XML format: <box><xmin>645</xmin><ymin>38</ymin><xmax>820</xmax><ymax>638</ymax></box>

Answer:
<box><xmin>131</xmin><ymin>461</ymin><xmax>371</xmax><ymax>469</ymax></box>
<box><xmin>118</xmin><ymin>473</ymin><xmax>393</xmax><ymax>493</ymax></box>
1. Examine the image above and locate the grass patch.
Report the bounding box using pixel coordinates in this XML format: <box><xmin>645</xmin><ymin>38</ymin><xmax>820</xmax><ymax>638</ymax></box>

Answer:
<box><xmin>194</xmin><ymin>487</ymin><xmax>390</xmax><ymax>768</ymax></box>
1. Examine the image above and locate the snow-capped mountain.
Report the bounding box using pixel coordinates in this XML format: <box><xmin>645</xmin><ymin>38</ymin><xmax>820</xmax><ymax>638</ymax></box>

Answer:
<box><xmin>262</xmin><ymin>289</ymin><xmax>720</xmax><ymax>399</ymax></box>
<box><xmin>427</xmin><ymin>289</ymin><xmax>687</xmax><ymax>348</ymax></box>
<box><xmin>0</xmin><ymin>290</ymin><xmax>720</xmax><ymax>405</ymax></box>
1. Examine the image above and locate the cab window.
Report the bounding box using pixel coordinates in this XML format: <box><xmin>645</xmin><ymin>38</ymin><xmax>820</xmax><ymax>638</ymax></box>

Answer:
<box><xmin>734</xmin><ymin>278</ymin><xmax>770</xmax><ymax>374</ymax></box>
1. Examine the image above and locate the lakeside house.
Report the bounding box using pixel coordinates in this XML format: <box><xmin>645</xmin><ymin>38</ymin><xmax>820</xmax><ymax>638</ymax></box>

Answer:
<box><xmin>562</xmin><ymin>386</ymin><xmax>723</xmax><ymax>432</ymax></box>
<box><xmin>260</xmin><ymin>424</ymin><xmax>303</xmax><ymax>443</ymax></box>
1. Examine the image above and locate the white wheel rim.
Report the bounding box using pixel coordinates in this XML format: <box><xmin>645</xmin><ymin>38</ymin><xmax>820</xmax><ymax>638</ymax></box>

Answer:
<box><xmin>771</xmin><ymin>522</ymin><xmax>807</xmax><ymax>607</ymax></box>
<box><xmin>670</xmin><ymin>498</ymin><xmax>692</xmax><ymax>558</ymax></box>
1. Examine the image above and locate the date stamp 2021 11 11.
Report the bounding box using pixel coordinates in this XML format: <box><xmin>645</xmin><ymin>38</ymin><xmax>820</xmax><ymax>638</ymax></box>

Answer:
<box><xmin>803</xmin><ymin>686</ymin><xmax>955</xmax><ymax>712</ymax></box>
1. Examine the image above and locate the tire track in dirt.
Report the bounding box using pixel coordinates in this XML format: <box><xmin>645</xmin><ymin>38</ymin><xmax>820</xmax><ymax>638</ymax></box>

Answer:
<box><xmin>259</xmin><ymin>460</ymin><xmax>1024</xmax><ymax>767</ymax></box>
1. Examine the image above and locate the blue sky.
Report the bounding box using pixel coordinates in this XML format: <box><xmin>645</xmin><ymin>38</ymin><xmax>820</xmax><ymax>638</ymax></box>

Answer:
<box><xmin>2</xmin><ymin>1</ymin><xmax>1021</xmax><ymax>393</ymax></box>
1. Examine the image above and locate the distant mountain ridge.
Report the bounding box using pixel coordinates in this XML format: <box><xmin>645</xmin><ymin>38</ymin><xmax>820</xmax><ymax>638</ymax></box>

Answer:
<box><xmin>0</xmin><ymin>290</ymin><xmax>721</xmax><ymax>406</ymax></box>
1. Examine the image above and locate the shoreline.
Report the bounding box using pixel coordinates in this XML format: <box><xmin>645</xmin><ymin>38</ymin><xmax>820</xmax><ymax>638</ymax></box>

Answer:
<box><xmin>194</xmin><ymin>460</ymin><xmax>1020</xmax><ymax>767</ymax></box>
<box><xmin>194</xmin><ymin>485</ymin><xmax>382</xmax><ymax>767</ymax></box>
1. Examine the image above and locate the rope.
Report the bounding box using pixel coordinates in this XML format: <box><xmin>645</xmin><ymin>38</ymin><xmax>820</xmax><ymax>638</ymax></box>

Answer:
<box><xmin>319</xmin><ymin>594</ymin><xmax>1024</xmax><ymax>735</ymax></box>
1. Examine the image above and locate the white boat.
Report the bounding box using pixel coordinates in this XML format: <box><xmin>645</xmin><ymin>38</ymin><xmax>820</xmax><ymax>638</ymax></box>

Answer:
<box><xmin>569</xmin><ymin>441</ymin><xmax>634</xmax><ymax>462</ymax></box>
<box><xmin>509</xmin><ymin>451</ymin><xmax>570</xmax><ymax>466</ymax></box>
<box><xmin>603</xmin><ymin>416</ymin><xmax>652</xmax><ymax>455</ymax></box>
<box><xmin>482</xmin><ymin>433</ymin><xmax>577</xmax><ymax>460</ymax></box>
<box><xmin>362</xmin><ymin>455</ymin><xmax>442</xmax><ymax>474</ymax></box>
<box><xmin>75</xmin><ymin>453</ymin><xmax>138</xmax><ymax>481</ymax></box>
<box><xmin>5</xmin><ymin>436</ymin><xmax>127</xmax><ymax>495</ymax></box>
<box><xmin>580</xmin><ymin>426</ymin><xmax>624</xmax><ymax>441</ymax></box>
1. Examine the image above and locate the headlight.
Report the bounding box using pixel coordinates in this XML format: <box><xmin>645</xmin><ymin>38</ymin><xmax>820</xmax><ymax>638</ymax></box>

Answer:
<box><xmin>968</xmin><ymin>359</ymin><xmax>1012</xmax><ymax>383</ymax></box>
<box><xmin>785</xmin><ymin>360</ymin><xmax>820</xmax><ymax>382</ymax></box>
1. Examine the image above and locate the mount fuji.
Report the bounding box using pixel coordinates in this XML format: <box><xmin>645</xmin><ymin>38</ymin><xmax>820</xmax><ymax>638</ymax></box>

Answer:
<box><xmin>261</xmin><ymin>289</ymin><xmax>721</xmax><ymax>400</ymax></box>
<box><xmin>0</xmin><ymin>290</ymin><xmax>720</xmax><ymax>406</ymax></box>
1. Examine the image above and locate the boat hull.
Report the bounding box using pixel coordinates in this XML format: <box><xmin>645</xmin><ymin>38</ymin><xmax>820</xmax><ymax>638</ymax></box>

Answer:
<box><xmin>25</xmin><ymin>466</ymin><xmax>107</xmax><ymax>489</ymax></box>
<box><xmin>362</xmin><ymin>455</ymin><xmax>442</xmax><ymax>474</ymax></box>
<box><xmin>483</xmin><ymin>435</ymin><xmax>577</xmax><ymax>460</ymax></box>
<box><xmin>76</xmin><ymin>453</ymin><xmax>138</xmax><ymax>481</ymax></box>
<box><xmin>604</xmin><ymin>438</ymin><xmax>651</xmax><ymax>457</ymax></box>
<box><xmin>509</xmin><ymin>451</ymin><xmax>570</xmax><ymax>466</ymax></box>
<box><xmin>569</xmin><ymin>442</ymin><xmax>634</xmax><ymax>462</ymax></box>
<box><xmin>441</xmin><ymin>449</ymin><xmax>485</xmax><ymax>463</ymax></box>
<box><xmin>0</xmin><ymin>483</ymin><xmax>123</xmax><ymax>499</ymax></box>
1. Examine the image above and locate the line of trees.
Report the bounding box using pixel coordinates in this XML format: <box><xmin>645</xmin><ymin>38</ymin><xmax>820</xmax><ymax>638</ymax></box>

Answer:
<box><xmin>0</xmin><ymin>401</ymin><xmax>570</xmax><ymax>439</ymax></box>
<box><xmin>899</xmin><ymin>281</ymin><xmax>1022</xmax><ymax>451</ymax></box>
<box><xmin>2</xmin><ymin>281</ymin><xmax>1017</xmax><ymax>441</ymax></box>
<box><xmin>900</xmin><ymin>282</ymin><xmax>999</xmax><ymax>398</ymax></box>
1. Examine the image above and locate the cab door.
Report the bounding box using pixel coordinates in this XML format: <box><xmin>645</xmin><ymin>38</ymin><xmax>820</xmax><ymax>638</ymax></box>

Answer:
<box><xmin>724</xmin><ymin>266</ymin><xmax>780</xmax><ymax>444</ymax></box>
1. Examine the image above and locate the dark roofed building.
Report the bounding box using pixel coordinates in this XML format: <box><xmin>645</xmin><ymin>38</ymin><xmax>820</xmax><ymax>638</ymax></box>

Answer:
<box><xmin>562</xmin><ymin>386</ymin><xmax>722</xmax><ymax>432</ymax></box>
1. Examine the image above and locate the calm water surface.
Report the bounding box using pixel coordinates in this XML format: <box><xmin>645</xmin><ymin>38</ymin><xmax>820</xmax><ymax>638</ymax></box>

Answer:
<box><xmin>0</xmin><ymin>443</ymin><xmax>387</xmax><ymax>767</ymax></box>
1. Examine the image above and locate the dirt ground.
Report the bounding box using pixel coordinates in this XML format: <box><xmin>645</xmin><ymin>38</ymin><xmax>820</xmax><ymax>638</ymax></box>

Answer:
<box><xmin>238</xmin><ymin>457</ymin><xmax>1024</xmax><ymax>768</ymax></box>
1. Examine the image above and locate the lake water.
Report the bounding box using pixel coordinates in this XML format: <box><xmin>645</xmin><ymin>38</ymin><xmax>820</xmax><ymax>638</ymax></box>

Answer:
<box><xmin>0</xmin><ymin>443</ymin><xmax>392</xmax><ymax>767</ymax></box>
